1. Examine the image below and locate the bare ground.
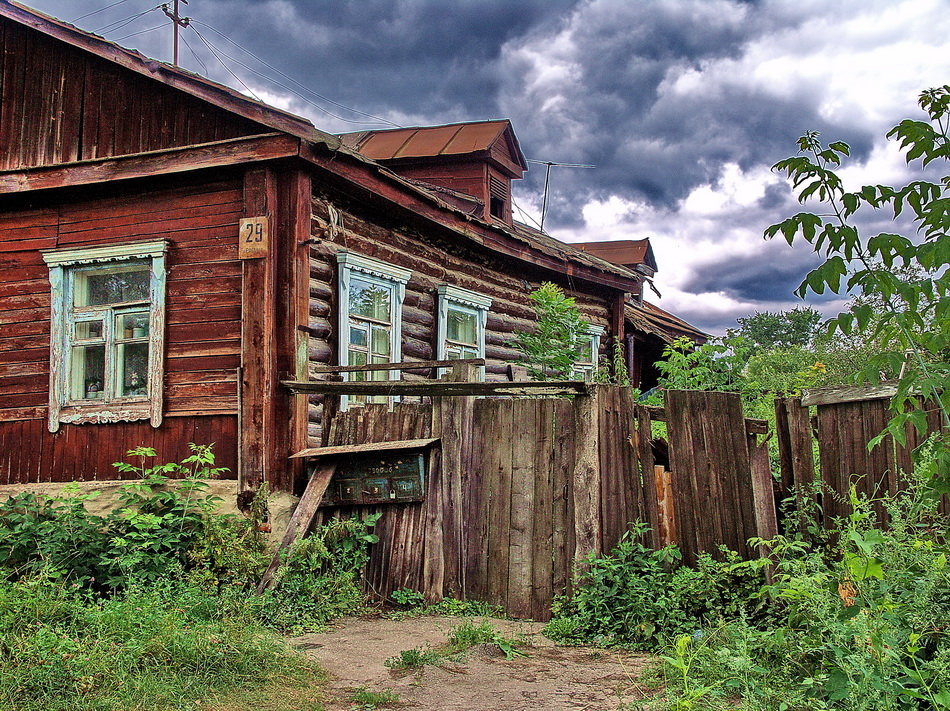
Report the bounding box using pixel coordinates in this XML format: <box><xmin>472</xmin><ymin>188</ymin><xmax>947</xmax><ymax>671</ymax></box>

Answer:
<box><xmin>291</xmin><ymin>615</ymin><xmax>657</xmax><ymax>711</ymax></box>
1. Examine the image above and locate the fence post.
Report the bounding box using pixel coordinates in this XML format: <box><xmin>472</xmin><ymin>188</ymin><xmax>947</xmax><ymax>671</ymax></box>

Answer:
<box><xmin>571</xmin><ymin>386</ymin><xmax>603</xmax><ymax>570</ymax></box>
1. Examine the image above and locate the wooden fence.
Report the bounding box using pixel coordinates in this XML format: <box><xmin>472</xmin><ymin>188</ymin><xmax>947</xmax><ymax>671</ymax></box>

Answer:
<box><xmin>775</xmin><ymin>388</ymin><xmax>948</xmax><ymax>524</ymax></box>
<box><xmin>299</xmin><ymin>383</ymin><xmax>944</xmax><ymax>620</ymax></box>
<box><xmin>307</xmin><ymin>385</ymin><xmax>777</xmax><ymax>620</ymax></box>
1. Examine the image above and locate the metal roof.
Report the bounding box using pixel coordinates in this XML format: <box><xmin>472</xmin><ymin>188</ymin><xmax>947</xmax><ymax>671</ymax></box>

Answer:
<box><xmin>340</xmin><ymin>120</ymin><xmax>528</xmax><ymax>170</ymax></box>
<box><xmin>572</xmin><ymin>239</ymin><xmax>658</xmax><ymax>272</ymax></box>
<box><xmin>627</xmin><ymin>301</ymin><xmax>708</xmax><ymax>343</ymax></box>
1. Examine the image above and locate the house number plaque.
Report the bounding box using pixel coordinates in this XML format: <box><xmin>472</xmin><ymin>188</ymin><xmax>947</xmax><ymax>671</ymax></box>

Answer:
<box><xmin>238</xmin><ymin>216</ymin><xmax>269</xmax><ymax>258</ymax></box>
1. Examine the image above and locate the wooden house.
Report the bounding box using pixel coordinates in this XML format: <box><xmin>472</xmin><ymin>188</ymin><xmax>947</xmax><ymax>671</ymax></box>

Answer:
<box><xmin>0</xmin><ymin>1</ymin><xmax>704</xmax><ymax>493</ymax></box>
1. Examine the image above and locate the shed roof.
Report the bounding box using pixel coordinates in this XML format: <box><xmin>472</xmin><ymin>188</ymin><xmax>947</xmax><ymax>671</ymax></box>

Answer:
<box><xmin>340</xmin><ymin>120</ymin><xmax>528</xmax><ymax>171</ymax></box>
<box><xmin>572</xmin><ymin>239</ymin><xmax>658</xmax><ymax>273</ymax></box>
<box><xmin>627</xmin><ymin>301</ymin><xmax>708</xmax><ymax>344</ymax></box>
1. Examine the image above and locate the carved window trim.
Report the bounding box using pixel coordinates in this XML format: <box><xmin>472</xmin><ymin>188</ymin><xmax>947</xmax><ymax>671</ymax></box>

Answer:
<box><xmin>42</xmin><ymin>240</ymin><xmax>168</xmax><ymax>433</ymax></box>
<box><xmin>436</xmin><ymin>284</ymin><xmax>491</xmax><ymax>378</ymax></box>
<box><xmin>336</xmin><ymin>251</ymin><xmax>411</xmax><ymax>410</ymax></box>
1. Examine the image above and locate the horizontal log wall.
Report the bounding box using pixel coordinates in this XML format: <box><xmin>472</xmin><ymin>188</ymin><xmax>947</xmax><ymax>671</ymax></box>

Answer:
<box><xmin>305</xmin><ymin>193</ymin><xmax>614</xmax><ymax>443</ymax></box>
<box><xmin>0</xmin><ymin>176</ymin><xmax>244</xmax><ymax>481</ymax></box>
<box><xmin>0</xmin><ymin>18</ymin><xmax>266</xmax><ymax>171</ymax></box>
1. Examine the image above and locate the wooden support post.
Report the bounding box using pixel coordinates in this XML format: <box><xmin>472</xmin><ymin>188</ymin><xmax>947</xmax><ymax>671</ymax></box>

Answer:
<box><xmin>571</xmin><ymin>386</ymin><xmax>602</xmax><ymax>569</ymax></box>
<box><xmin>240</xmin><ymin>167</ymin><xmax>279</xmax><ymax>492</ymax></box>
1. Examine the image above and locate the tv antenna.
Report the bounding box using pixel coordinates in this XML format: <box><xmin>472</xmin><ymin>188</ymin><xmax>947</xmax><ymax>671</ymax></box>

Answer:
<box><xmin>527</xmin><ymin>159</ymin><xmax>595</xmax><ymax>231</ymax></box>
<box><xmin>161</xmin><ymin>0</ymin><xmax>190</xmax><ymax>66</ymax></box>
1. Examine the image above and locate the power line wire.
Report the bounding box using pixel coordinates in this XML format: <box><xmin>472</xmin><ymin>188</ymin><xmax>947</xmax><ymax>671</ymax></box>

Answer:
<box><xmin>114</xmin><ymin>23</ymin><xmax>166</xmax><ymax>42</ymax></box>
<box><xmin>191</xmin><ymin>19</ymin><xmax>400</xmax><ymax>127</ymax></box>
<box><xmin>189</xmin><ymin>26</ymin><xmax>394</xmax><ymax>127</ymax></box>
<box><xmin>71</xmin><ymin>0</ymin><xmax>136</xmax><ymax>24</ymax></box>
<box><xmin>92</xmin><ymin>5</ymin><xmax>161</xmax><ymax>34</ymax></box>
<box><xmin>191</xmin><ymin>27</ymin><xmax>262</xmax><ymax>101</ymax></box>
<box><xmin>179</xmin><ymin>32</ymin><xmax>208</xmax><ymax>74</ymax></box>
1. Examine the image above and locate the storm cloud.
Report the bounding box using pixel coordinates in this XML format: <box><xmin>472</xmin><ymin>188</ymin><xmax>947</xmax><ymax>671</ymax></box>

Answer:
<box><xmin>24</xmin><ymin>0</ymin><xmax>950</xmax><ymax>333</ymax></box>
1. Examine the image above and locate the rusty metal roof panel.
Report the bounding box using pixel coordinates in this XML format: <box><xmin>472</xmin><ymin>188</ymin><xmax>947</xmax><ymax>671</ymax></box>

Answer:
<box><xmin>443</xmin><ymin>122</ymin><xmax>507</xmax><ymax>154</ymax></box>
<box><xmin>339</xmin><ymin>120</ymin><xmax>516</xmax><ymax>161</ymax></box>
<box><xmin>573</xmin><ymin>239</ymin><xmax>657</xmax><ymax>271</ymax></box>
<box><xmin>397</xmin><ymin>124</ymin><xmax>465</xmax><ymax>157</ymax></box>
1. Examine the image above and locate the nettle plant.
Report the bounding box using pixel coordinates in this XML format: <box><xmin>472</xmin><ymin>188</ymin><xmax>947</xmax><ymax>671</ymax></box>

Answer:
<box><xmin>767</xmin><ymin>85</ymin><xmax>950</xmax><ymax>482</ymax></box>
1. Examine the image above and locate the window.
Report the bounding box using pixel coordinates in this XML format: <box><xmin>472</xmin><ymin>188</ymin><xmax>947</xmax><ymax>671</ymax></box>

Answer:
<box><xmin>42</xmin><ymin>241</ymin><xmax>168</xmax><ymax>433</ymax></box>
<box><xmin>337</xmin><ymin>252</ymin><xmax>410</xmax><ymax>407</ymax></box>
<box><xmin>436</xmin><ymin>284</ymin><xmax>491</xmax><ymax>377</ymax></box>
<box><xmin>572</xmin><ymin>324</ymin><xmax>604</xmax><ymax>379</ymax></box>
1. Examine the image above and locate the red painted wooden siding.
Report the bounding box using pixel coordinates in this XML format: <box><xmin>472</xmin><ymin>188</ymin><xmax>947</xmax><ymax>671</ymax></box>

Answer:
<box><xmin>0</xmin><ymin>18</ymin><xmax>266</xmax><ymax>171</ymax></box>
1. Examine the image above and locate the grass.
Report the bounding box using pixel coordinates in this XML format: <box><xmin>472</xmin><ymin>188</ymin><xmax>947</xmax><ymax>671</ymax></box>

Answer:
<box><xmin>384</xmin><ymin>620</ymin><xmax>527</xmax><ymax>670</ymax></box>
<box><xmin>349</xmin><ymin>687</ymin><xmax>401</xmax><ymax>709</ymax></box>
<box><xmin>0</xmin><ymin>578</ymin><xmax>331</xmax><ymax>711</ymax></box>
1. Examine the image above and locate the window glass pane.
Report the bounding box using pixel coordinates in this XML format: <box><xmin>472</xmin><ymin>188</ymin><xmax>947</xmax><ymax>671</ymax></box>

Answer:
<box><xmin>70</xmin><ymin>344</ymin><xmax>105</xmax><ymax>400</ymax></box>
<box><xmin>349</xmin><ymin>277</ymin><xmax>391</xmax><ymax>321</ymax></box>
<box><xmin>371</xmin><ymin>326</ymin><xmax>391</xmax><ymax>357</ymax></box>
<box><xmin>116</xmin><ymin>342</ymin><xmax>149</xmax><ymax>397</ymax></box>
<box><xmin>74</xmin><ymin>320</ymin><xmax>103</xmax><ymax>341</ymax></box>
<box><xmin>115</xmin><ymin>312</ymin><xmax>150</xmax><ymax>340</ymax></box>
<box><xmin>446</xmin><ymin>307</ymin><xmax>477</xmax><ymax>345</ymax></box>
<box><xmin>574</xmin><ymin>335</ymin><xmax>595</xmax><ymax>363</ymax></box>
<box><xmin>350</xmin><ymin>326</ymin><xmax>368</xmax><ymax>348</ymax></box>
<box><xmin>74</xmin><ymin>265</ymin><xmax>149</xmax><ymax>307</ymax></box>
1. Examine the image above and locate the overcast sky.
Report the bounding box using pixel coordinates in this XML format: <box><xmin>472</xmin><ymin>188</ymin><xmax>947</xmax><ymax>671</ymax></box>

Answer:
<box><xmin>25</xmin><ymin>0</ymin><xmax>950</xmax><ymax>333</ymax></box>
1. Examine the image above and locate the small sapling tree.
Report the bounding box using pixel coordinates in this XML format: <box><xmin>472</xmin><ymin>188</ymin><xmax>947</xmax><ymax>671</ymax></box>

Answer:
<box><xmin>510</xmin><ymin>282</ymin><xmax>589</xmax><ymax>380</ymax></box>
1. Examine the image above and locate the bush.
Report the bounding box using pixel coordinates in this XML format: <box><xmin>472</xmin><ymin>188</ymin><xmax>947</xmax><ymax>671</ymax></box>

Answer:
<box><xmin>253</xmin><ymin>513</ymin><xmax>381</xmax><ymax>633</ymax></box>
<box><xmin>659</xmin><ymin>480</ymin><xmax>950</xmax><ymax>710</ymax></box>
<box><xmin>544</xmin><ymin>522</ymin><xmax>766</xmax><ymax>650</ymax></box>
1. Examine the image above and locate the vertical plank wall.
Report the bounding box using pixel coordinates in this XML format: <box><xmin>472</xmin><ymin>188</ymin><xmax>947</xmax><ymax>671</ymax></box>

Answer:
<box><xmin>776</xmin><ymin>396</ymin><xmax>948</xmax><ymax>522</ymax></box>
<box><xmin>317</xmin><ymin>386</ymin><xmax>658</xmax><ymax>621</ymax></box>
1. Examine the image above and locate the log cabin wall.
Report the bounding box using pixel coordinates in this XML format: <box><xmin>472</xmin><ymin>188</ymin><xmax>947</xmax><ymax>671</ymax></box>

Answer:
<box><xmin>0</xmin><ymin>17</ymin><xmax>267</xmax><ymax>171</ymax></box>
<box><xmin>0</xmin><ymin>173</ymin><xmax>244</xmax><ymax>483</ymax></box>
<box><xmin>305</xmin><ymin>190</ymin><xmax>614</xmax><ymax>444</ymax></box>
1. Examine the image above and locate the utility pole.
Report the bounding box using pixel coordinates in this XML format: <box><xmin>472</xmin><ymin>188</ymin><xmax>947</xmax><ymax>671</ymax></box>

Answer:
<box><xmin>162</xmin><ymin>0</ymin><xmax>190</xmax><ymax>66</ymax></box>
<box><xmin>528</xmin><ymin>159</ymin><xmax>595</xmax><ymax>232</ymax></box>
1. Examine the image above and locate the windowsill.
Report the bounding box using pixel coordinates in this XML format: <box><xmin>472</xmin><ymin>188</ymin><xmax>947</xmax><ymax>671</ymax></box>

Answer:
<box><xmin>58</xmin><ymin>401</ymin><xmax>151</xmax><ymax>425</ymax></box>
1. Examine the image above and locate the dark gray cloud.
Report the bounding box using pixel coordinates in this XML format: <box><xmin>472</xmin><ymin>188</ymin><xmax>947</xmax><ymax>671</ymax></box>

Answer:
<box><xmin>683</xmin><ymin>245</ymin><xmax>826</xmax><ymax>303</ymax></box>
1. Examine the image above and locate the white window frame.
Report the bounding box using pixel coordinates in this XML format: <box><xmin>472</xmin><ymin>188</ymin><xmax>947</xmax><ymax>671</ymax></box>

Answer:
<box><xmin>436</xmin><ymin>284</ymin><xmax>492</xmax><ymax>378</ymax></box>
<box><xmin>572</xmin><ymin>324</ymin><xmax>604</xmax><ymax>380</ymax></box>
<box><xmin>336</xmin><ymin>251</ymin><xmax>411</xmax><ymax>409</ymax></box>
<box><xmin>42</xmin><ymin>240</ymin><xmax>168</xmax><ymax>433</ymax></box>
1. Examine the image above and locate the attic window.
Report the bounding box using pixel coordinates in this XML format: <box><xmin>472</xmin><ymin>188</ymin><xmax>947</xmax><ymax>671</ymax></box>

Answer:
<box><xmin>489</xmin><ymin>176</ymin><xmax>509</xmax><ymax>221</ymax></box>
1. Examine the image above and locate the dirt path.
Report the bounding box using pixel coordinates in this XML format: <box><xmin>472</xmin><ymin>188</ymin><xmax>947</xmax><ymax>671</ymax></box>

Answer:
<box><xmin>291</xmin><ymin>615</ymin><xmax>655</xmax><ymax>710</ymax></box>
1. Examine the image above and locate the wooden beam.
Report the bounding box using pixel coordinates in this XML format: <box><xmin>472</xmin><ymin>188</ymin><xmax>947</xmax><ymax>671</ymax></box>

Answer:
<box><xmin>281</xmin><ymin>379</ymin><xmax>590</xmax><ymax>397</ymax></box>
<box><xmin>311</xmin><ymin>358</ymin><xmax>485</xmax><ymax>374</ymax></box>
<box><xmin>289</xmin><ymin>437</ymin><xmax>439</xmax><ymax>459</ymax></box>
<box><xmin>240</xmin><ymin>167</ymin><xmax>280</xmax><ymax>491</ymax></box>
<box><xmin>643</xmin><ymin>403</ymin><xmax>769</xmax><ymax>435</ymax></box>
<box><xmin>801</xmin><ymin>382</ymin><xmax>898</xmax><ymax>407</ymax></box>
<box><xmin>256</xmin><ymin>461</ymin><xmax>336</xmax><ymax>592</ymax></box>
<box><xmin>0</xmin><ymin>134</ymin><xmax>300</xmax><ymax>193</ymax></box>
